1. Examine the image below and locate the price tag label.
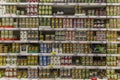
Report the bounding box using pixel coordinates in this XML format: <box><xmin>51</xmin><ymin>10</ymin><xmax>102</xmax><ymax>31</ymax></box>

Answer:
<box><xmin>74</xmin><ymin>53</ymin><xmax>78</xmax><ymax>56</ymax></box>
<box><xmin>61</xmin><ymin>66</ymin><xmax>64</xmax><ymax>69</ymax></box>
<box><xmin>53</xmin><ymin>3</ymin><xmax>57</xmax><ymax>5</ymax></box>
<box><xmin>28</xmin><ymin>66</ymin><xmax>31</xmax><ymax>69</ymax></box>
<box><xmin>64</xmin><ymin>28</ymin><xmax>67</xmax><ymax>31</ymax></box>
<box><xmin>65</xmin><ymin>15</ymin><xmax>68</xmax><ymax>18</ymax></box>
<box><xmin>75</xmin><ymin>15</ymin><xmax>79</xmax><ymax>18</ymax></box>
<box><xmin>85</xmin><ymin>54</ymin><xmax>88</xmax><ymax>56</ymax></box>
<box><xmin>69</xmin><ymin>40</ymin><xmax>71</xmax><ymax>43</ymax></box>
<box><xmin>7</xmin><ymin>66</ymin><xmax>9</xmax><ymax>69</ymax></box>
<box><xmin>87</xmin><ymin>3</ymin><xmax>90</xmax><ymax>5</ymax></box>
<box><xmin>73</xmin><ymin>66</ymin><xmax>76</xmax><ymax>69</ymax></box>
<box><xmin>74</xmin><ymin>28</ymin><xmax>77</xmax><ymax>31</ymax></box>
<box><xmin>10</xmin><ymin>14</ymin><xmax>12</xmax><ymax>18</ymax></box>
<box><xmin>50</xmin><ymin>52</ymin><xmax>56</xmax><ymax>55</ymax></box>
<box><xmin>48</xmin><ymin>64</ymin><xmax>53</xmax><ymax>68</ymax></box>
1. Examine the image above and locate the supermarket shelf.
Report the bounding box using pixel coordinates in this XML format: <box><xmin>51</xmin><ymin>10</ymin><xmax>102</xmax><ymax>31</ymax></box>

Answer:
<box><xmin>1</xmin><ymin>53</ymin><xmax>120</xmax><ymax>56</ymax></box>
<box><xmin>0</xmin><ymin>41</ymin><xmax>107</xmax><ymax>43</ymax></box>
<box><xmin>0</xmin><ymin>78</ymin><xmax>38</xmax><ymax>80</ymax></box>
<box><xmin>0</xmin><ymin>2</ymin><xmax>119</xmax><ymax>6</ymax></box>
<box><xmin>0</xmin><ymin>53</ymin><xmax>108</xmax><ymax>56</ymax></box>
<box><xmin>107</xmin><ymin>3</ymin><xmax>120</xmax><ymax>6</ymax></box>
<box><xmin>0</xmin><ymin>66</ymin><xmax>38</xmax><ymax>68</ymax></box>
<box><xmin>0</xmin><ymin>3</ymin><xmax>107</xmax><ymax>6</ymax></box>
<box><xmin>39</xmin><ymin>28</ymin><xmax>107</xmax><ymax>31</ymax></box>
<box><xmin>0</xmin><ymin>15</ymin><xmax>107</xmax><ymax>18</ymax></box>
<box><xmin>0</xmin><ymin>28</ymin><xmax>38</xmax><ymax>30</ymax></box>
<box><xmin>107</xmin><ymin>16</ymin><xmax>120</xmax><ymax>18</ymax></box>
<box><xmin>0</xmin><ymin>28</ymin><xmax>108</xmax><ymax>31</ymax></box>
<box><xmin>0</xmin><ymin>65</ymin><xmax>120</xmax><ymax>69</ymax></box>
<box><xmin>1</xmin><ymin>41</ymin><xmax>120</xmax><ymax>44</ymax></box>
<box><xmin>0</xmin><ymin>2</ymin><xmax>38</xmax><ymax>5</ymax></box>
<box><xmin>106</xmin><ymin>54</ymin><xmax>120</xmax><ymax>56</ymax></box>
<box><xmin>107</xmin><ymin>67</ymin><xmax>120</xmax><ymax>69</ymax></box>
<box><xmin>0</xmin><ymin>78</ymin><xmax>106</xmax><ymax>80</ymax></box>
<box><xmin>108</xmin><ymin>28</ymin><xmax>120</xmax><ymax>31</ymax></box>
<box><xmin>2</xmin><ymin>28</ymin><xmax>120</xmax><ymax>31</ymax></box>
<box><xmin>1</xmin><ymin>15</ymin><xmax>120</xmax><ymax>19</ymax></box>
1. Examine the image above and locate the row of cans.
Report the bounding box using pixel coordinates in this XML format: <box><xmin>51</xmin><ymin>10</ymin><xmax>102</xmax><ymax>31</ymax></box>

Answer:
<box><xmin>1</xmin><ymin>18</ymin><xmax>120</xmax><ymax>29</ymax></box>
<box><xmin>39</xmin><ymin>56</ymin><xmax>72</xmax><ymax>66</ymax></box>
<box><xmin>28</xmin><ymin>68</ymin><xmax>38</xmax><ymax>78</ymax></box>
<box><xmin>19</xmin><ymin>18</ymin><xmax>39</xmax><ymax>28</ymax></box>
<box><xmin>26</xmin><ymin>5</ymin><xmax>38</xmax><ymax>15</ymax></box>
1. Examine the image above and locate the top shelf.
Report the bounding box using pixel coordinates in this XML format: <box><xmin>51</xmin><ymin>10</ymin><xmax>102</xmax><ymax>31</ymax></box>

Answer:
<box><xmin>0</xmin><ymin>3</ymin><xmax>119</xmax><ymax>6</ymax></box>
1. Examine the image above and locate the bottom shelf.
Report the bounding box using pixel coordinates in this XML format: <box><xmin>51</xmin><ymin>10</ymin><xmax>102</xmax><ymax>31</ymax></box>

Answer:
<box><xmin>0</xmin><ymin>68</ymin><xmax>119</xmax><ymax>80</ymax></box>
<box><xmin>0</xmin><ymin>78</ymin><xmax>107</xmax><ymax>80</ymax></box>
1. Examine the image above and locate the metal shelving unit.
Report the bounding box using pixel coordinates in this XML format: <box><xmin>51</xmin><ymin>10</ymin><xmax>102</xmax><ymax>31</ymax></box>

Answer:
<box><xmin>0</xmin><ymin>0</ymin><xmax>120</xmax><ymax>80</ymax></box>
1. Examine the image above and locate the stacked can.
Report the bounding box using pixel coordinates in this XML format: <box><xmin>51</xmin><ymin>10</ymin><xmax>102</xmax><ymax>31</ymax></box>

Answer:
<box><xmin>65</xmin><ymin>31</ymin><xmax>75</xmax><ymax>41</ymax></box>
<box><xmin>17</xmin><ymin>58</ymin><xmax>27</xmax><ymax>66</ymax></box>
<box><xmin>40</xmin><ymin>43</ymin><xmax>47</xmax><ymax>53</ymax></box>
<box><xmin>72</xmin><ymin>69</ymin><xmax>82</xmax><ymax>79</ymax></box>
<box><xmin>73</xmin><ymin>19</ymin><xmax>84</xmax><ymax>28</ymax></box>
<box><xmin>96</xmin><ymin>31</ymin><xmax>106</xmax><ymax>41</ymax></box>
<box><xmin>5</xmin><ymin>68</ymin><xmax>17</xmax><ymax>78</ymax></box>
<box><xmin>50</xmin><ymin>56</ymin><xmax>60</xmax><ymax>66</ymax></box>
<box><xmin>39</xmin><ymin>68</ymin><xmax>50</xmax><ymax>78</ymax></box>
<box><xmin>107</xmin><ymin>6</ymin><xmax>120</xmax><ymax>16</ymax></box>
<box><xmin>39</xmin><ymin>56</ymin><xmax>50</xmax><ymax>66</ymax></box>
<box><xmin>75</xmin><ymin>31</ymin><xmax>87</xmax><ymax>41</ymax></box>
<box><xmin>17</xmin><ymin>69</ymin><xmax>28</xmax><ymax>78</ymax></box>
<box><xmin>28</xmin><ymin>68</ymin><xmax>38</xmax><ymax>78</ymax></box>
<box><xmin>106</xmin><ymin>56</ymin><xmax>117</xmax><ymax>66</ymax></box>
<box><xmin>60</xmin><ymin>69</ymin><xmax>71</xmax><ymax>78</ymax></box>
<box><xmin>60</xmin><ymin>56</ymin><xmax>72</xmax><ymax>66</ymax></box>
<box><xmin>94</xmin><ymin>19</ymin><xmax>105</xmax><ymax>28</ymax></box>
<box><xmin>26</xmin><ymin>0</ymin><xmax>38</xmax><ymax>15</ymax></box>
<box><xmin>55</xmin><ymin>31</ymin><xmax>65</xmax><ymax>41</ymax></box>
<box><xmin>39</xmin><ymin>5</ymin><xmax>52</xmax><ymax>15</ymax></box>
<box><xmin>26</xmin><ymin>5</ymin><xmax>38</xmax><ymax>15</ymax></box>
<box><xmin>28</xmin><ymin>56</ymin><xmax>38</xmax><ymax>65</ymax></box>
<box><xmin>6</xmin><ymin>56</ymin><xmax>17</xmax><ymax>66</ymax></box>
<box><xmin>5</xmin><ymin>5</ymin><xmax>17</xmax><ymax>15</ymax></box>
<box><xmin>0</xmin><ymin>56</ymin><xmax>6</xmax><ymax>66</ymax></box>
<box><xmin>40</xmin><ymin>18</ymin><xmax>51</xmax><ymax>27</ymax></box>
<box><xmin>62</xmin><ymin>43</ymin><xmax>73</xmax><ymax>54</ymax></box>
<box><xmin>52</xmin><ymin>43</ymin><xmax>62</xmax><ymax>54</ymax></box>
<box><xmin>107</xmin><ymin>43</ymin><xmax>117</xmax><ymax>54</ymax></box>
<box><xmin>63</xmin><ymin>18</ymin><xmax>72</xmax><ymax>28</ymax></box>
<box><xmin>27</xmin><ymin>30</ymin><xmax>38</xmax><ymax>40</ymax></box>
<box><xmin>20</xmin><ymin>31</ymin><xmax>27</xmax><ymax>41</ymax></box>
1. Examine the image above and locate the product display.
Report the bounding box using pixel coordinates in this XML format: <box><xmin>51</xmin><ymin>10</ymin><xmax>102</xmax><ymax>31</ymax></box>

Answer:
<box><xmin>0</xmin><ymin>0</ymin><xmax>120</xmax><ymax>80</ymax></box>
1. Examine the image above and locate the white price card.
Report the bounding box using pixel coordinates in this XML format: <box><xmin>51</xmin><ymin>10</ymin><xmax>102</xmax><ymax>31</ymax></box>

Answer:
<box><xmin>64</xmin><ymin>28</ymin><xmax>67</xmax><ymax>30</ymax></box>
<box><xmin>74</xmin><ymin>53</ymin><xmax>78</xmax><ymax>56</ymax></box>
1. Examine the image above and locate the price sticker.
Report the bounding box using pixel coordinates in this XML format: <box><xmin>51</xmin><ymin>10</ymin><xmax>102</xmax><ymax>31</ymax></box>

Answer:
<box><xmin>66</xmin><ymin>15</ymin><xmax>68</xmax><ymax>18</ymax></box>
<box><xmin>75</xmin><ymin>15</ymin><xmax>79</xmax><ymax>18</ymax></box>
<box><xmin>51</xmin><ymin>28</ymin><xmax>54</xmax><ymax>31</ymax></box>
<box><xmin>50</xmin><ymin>52</ymin><xmax>56</xmax><ymax>55</ymax></box>
<box><xmin>61</xmin><ymin>66</ymin><xmax>64</xmax><ymax>69</ymax></box>
<box><xmin>74</xmin><ymin>53</ymin><xmax>78</xmax><ymax>56</ymax></box>
<box><xmin>28</xmin><ymin>66</ymin><xmax>31</xmax><ymax>69</ymax></box>
<box><xmin>7</xmin><ymin>66</ymin><xmax>9</xmax><ymax>69</ymax></box>
<box><xmin>69</xmin><ymin>40</ymin><xmax>71</xmax><ymax>43</ymax></box>
<box><xmin>87</xmin><ymin>3</ymin><xmax>90</xmax><ymax>5</ymax></box>
<box><xmin>64</xmin><ymin>28</ymin><xmax>67</xmax><ymax>31</ymax></box>
<box><xmin>53</xmin><ymin>3</ymin><xmax>57</xmax><ymax>5</ymax></box>
<box><xmin>74</xmin><ymin>28</ymin><xmax>77</xmax><ymax>31</ymax></box>
<box><xmin>48</xmin><ymin>64</ymin><xmax>53</xmax><ymax>69</ymax></box>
